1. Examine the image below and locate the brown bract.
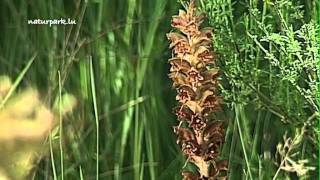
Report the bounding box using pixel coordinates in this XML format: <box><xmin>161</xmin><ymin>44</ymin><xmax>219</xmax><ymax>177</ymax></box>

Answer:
<box><xmin>167</xmin><ymin>0</ymin><xmax>228</xmax><ymax>179</ymax></box>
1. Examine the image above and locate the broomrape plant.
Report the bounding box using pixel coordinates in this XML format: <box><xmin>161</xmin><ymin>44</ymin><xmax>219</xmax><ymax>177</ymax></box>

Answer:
<box><xmin>167</xmin><ymin>0</ymin><xmax>227</xmax><ymax>179</ymax></box>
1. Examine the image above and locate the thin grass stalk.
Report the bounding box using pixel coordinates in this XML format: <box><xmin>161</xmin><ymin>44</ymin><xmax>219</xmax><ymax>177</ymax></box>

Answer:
<box><xmin>49</xmin><ymin>130</ymin><xmax>58</xmax><ymax>180</ymax></box>
<box><xmin>58</xmin><ymin>71</ymin><xmax>64</xmax><ymax>180</ymax></box>
<box><xmin>89</xmin><ymin>57</ymin><xmax>100</xmax><ymax>180</ymax></box>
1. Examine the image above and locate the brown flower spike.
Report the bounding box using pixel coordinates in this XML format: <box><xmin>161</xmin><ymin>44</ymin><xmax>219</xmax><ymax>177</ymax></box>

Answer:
<box><xmin>167</xmin><ymin>1</ymin><xmax>228</xmax><ymax>179</ymax></box>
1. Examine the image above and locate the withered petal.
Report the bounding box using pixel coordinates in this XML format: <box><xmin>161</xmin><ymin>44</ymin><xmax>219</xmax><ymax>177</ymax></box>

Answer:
<box><xmin>169</xmin><ymin>72</ymin><xmax>190</xmax><ymax>87</ymax></box>
<box><xmin>195</xmin><ymin>13</ymin><xmax>206</xmax><ymax>25</ymax></box>
<box><xmin>171</xmin><ymin>11</ymin><xmax>200</xmax><ymax>35</ymax></box>
<box><xmin>169</xmin><ymin>58</ymin><xmax>192</xmax><ymax>73</ymax></box>
<box><xmin>189</xmin><ymin>114</ymin><xmax>207</xmax><ymax>131</ymax></box>
<box><xmin>200</xmin><ymin>69</ymin><xmax>219</xmax><ymax>87</ymax></box>
<box><xmin>178</xmin><ymin>9</ymin><xmax>188</xmax><ymax>18</ymax></box>
<box><xmin>191</xmin><ymin>29</ymin><xmax>213</xmax><ymax>48</ymax></box>
<box><xmin>202</xmin><ymin>69</ymin><xmax>219</xmax><ymax>80</ymax></box>
<box><xmin>174</xmin><ymin>106</ymin><xmax>194</xmax><ymax>121</ymax></box>
<box><xmin>176</xmin><ymin>85</ymin><xmax>197</xmax><ymax>103</ymax></box>
<box><xmin>182</xmin><ymin>140</ymin><xmax>200</xmax><ymax>155</ymax></box>
<box><xmin>203</xmin><ymin>121</ymin><xmax>225</xmax><ymax>140</ymax></box>
<box><xmin>187</xmin><ymin>68</ymin><xmax>204</xmax><ymax>84</ymax></box>
<box><xmin>184</xmin><ymin>101</ymin><xmax>203</xmax><ymax>114</ymax></box>
<box><xmin>215</xmin><ymin>160</ymin><xmax>228</xmax><ymax>171</ymax></box>
<box><xmin>172</xmin><ymin>14</ymin><xmax>189</xmax><ymax>28</ymax></box>
<box><xmin>200</xmin><ymin>27</ymin><xmax>214</xmax><ymax>39</ymax></box>
<box><xmin>193</xmin><ymin>46</ymin><xmax>210</xmax><ymax>56</ymax></box>
<box><xmin>167</xmin><ymin>32</ymin><xmax>188</xmax><ymax>44</ymax></box>
<box><xmin>174</xmin><ymin>127</ymin><xmax>196</xmax><ymax>143</ymax></box>
<box><xmin>204</xmin><ymin>132</ymin><xmax>225</xmax><ymax>145</ymax></box>
<box><xmin>182</xmin><ymin>171</ymin><xmax>200</xmax><ymax>180</ymax></box>
<box><xmin>167</xmin><ymin>32</ymin><xmax>190</xmax><ymax>54</ymax></box>
<box><xmin>209</xmin><ymin>160</ymin><xmax>228</xmax><ymax>179</ymax></box>
<box><xmin>203</xmin><ymin>143</ymin><xmax>220</xmax><ymax>160</ymax></box>
<box><xmin>209</xmin><ymin>166</ymin><xmax>219</xmax><ymax>178</ymax></box>
<box><xmin>201</xmin><ymin>95</ymin><xmax>222</xmax><ymax>113</ymax></box>
<box><xmin>202</xmin><ymin>105</ymin><xmax>222</xmax><ymax>116</ymax></box>
<box><xmin>198</xmin><ymin>84</ymin><xmax>217</xmax><ymax>96</ymax></box>
<box><xmin>198</xmin><ymin>90</ymin><xmax>214</xmax><ymax>104</ymax></box>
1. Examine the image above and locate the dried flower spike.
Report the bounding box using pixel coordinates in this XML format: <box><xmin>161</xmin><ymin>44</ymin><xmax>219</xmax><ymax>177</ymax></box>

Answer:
<box><xmin>167</xmin><ymin>0</ymin><xmax>228</xmax><ymax>179</ymax></box>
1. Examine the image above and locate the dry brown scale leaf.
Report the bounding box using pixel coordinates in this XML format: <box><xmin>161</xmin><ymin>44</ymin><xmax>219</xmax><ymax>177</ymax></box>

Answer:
<box><xmin>167</xmin><ymin>0</ymin><xmax>228</xmax><ymax>179</ymax></box>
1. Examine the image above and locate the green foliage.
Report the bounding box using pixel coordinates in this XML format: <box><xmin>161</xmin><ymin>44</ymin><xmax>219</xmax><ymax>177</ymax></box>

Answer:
<box><xmin>200</xmin><ymin>0</ymin><xmax>318</xmax><ymax>179</ymax></box>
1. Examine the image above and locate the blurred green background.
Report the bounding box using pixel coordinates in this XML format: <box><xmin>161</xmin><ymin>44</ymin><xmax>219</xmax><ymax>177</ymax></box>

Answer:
<box><xmin>0</xmin><ymin>0</ymin><xmax>318</xmax><ymax>179</ymax></box>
